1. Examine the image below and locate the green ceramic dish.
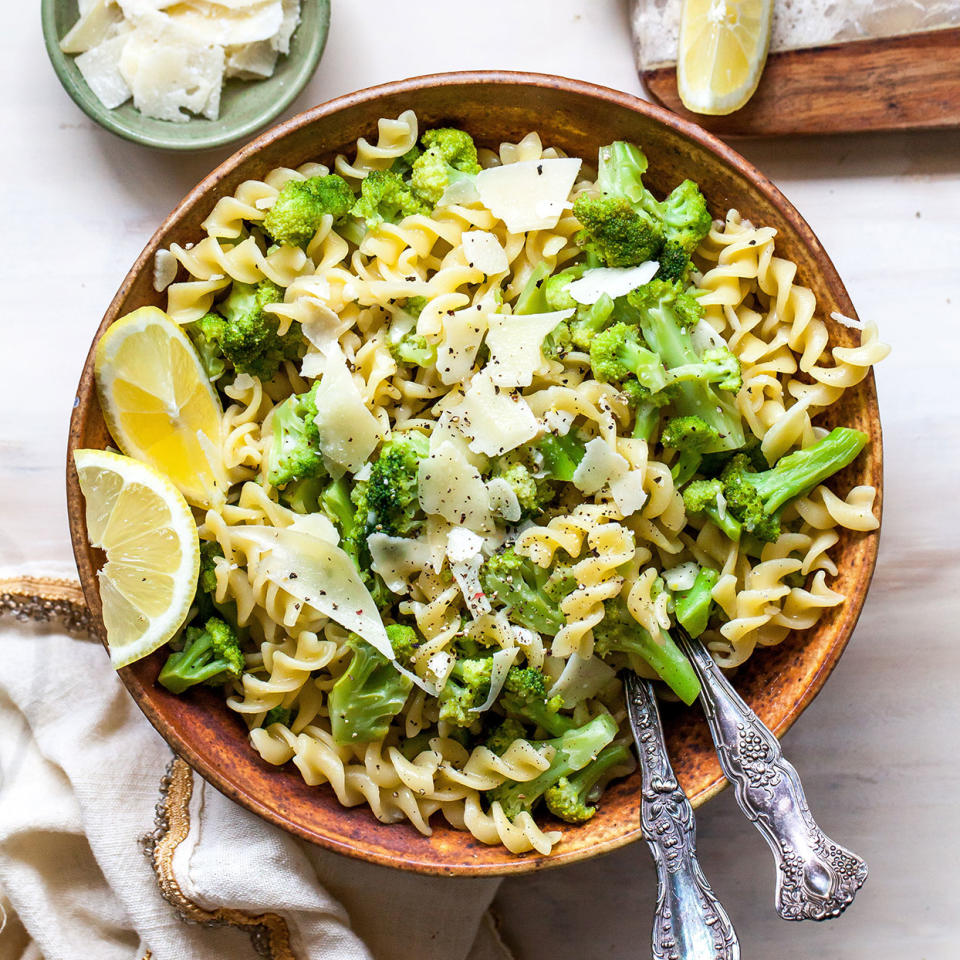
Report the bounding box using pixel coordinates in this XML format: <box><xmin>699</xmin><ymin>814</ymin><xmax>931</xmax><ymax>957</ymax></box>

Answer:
<box><xmin>40</xmin><ymin>0</ymin><xmax>330</xmax><ymax>151</ymax></box>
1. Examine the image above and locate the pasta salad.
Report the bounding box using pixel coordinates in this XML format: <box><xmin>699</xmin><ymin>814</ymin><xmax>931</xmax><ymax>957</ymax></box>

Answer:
<box><xmin>91</xmin><ymin>110</ymin><xmax>888</xmax><ymax>856</ymax></box>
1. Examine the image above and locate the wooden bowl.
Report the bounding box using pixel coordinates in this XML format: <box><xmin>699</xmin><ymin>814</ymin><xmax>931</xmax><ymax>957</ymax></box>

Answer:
<box><xmin>67</xmin><ymin>72</ymin><xmax>883</xmax><ymax>876</ymax></box>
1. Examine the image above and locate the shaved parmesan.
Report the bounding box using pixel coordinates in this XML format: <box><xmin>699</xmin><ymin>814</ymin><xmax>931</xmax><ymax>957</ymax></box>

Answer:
<box><xmin>476</xmin><ymin>158</ymin><xmax>582</xmax><ymax>234</ymax></box>
<box><xmin>228</xmin><ymin>525</ymin><xmax>391</xmax><ymax>659</ymax></box>
<box><xmin>567</xmin><ymin>262</ymin><xmax>659</xmax><ymax>305</ymax></box>
<box><xmin>608</xmin><ymin>468</ymin><xmax>647</xmax><ymax>517</ymax></box>
<box><xmin>119</xmin><ymin>20</ymin><xmax>225</xmax><ymax>123</ymax></box>
<box><xmin>439</xmin><ymin>178</ymin><xmax>481</xmax><ymax>207</ymax></box>
<box><xmin>75</xmin><ymin>31</ymin><xmax>132</xmax><ymax>109</ymax></box>
<box><xmin>830</xmin><ymin>310</ymin><xmax>865</xmax><ymax>331</ymax></box>
<box><xmin>167</xmin><ymin>0</ymin><xmax>284</xmax><ymax>46</ymax></box>
<box><xmin>471</xmin><ymin>648</ymin><xmax>520</xmax><ymax>713</ymax></box>
<box><xmin>485</xmin><ymin>309</ymin><xmax>573</xmax><ymax>388</ymax></box>
<box><xmin>462</xmin><ymin>231</ymin><xmax>509</xmax><ymax>276</ymax></box>
<box><xmin>663</xmin><ymin>562</ymin><xmax>699</xmax><ymax>592</ymax></box>
<box><xmin>271</xmin><ymin>0</ymin><xmax>300</xmax><ymax>53</ymax></box>
<box><xmin>368</xmin><ymin>534</ymin><xmax>432</xmax><ymax>593</ymax></box>
<box><xmin>60</xmin><ymin>0</ymin><xmax>124</xmax><ymax>54</ymax></box>
<box><xmin>225</xmin><ymin>40</ymin><xmax>278</xmax><ymax>79</ymax></box>
<box><xmin>451</xmin><ymin>553</ymin><xmax>491</xmax><ymax>619</ymax></box>
<box><xmin>436</xmin><ymin>306</ymin><xmax>488</xmax><ymax>386</ymax></box>
<box><xmin>426</xmin><ymin>651</ymin><xmax>456</xmax><ymax>693</ymax></box>
<box><xmin>572</xmin><ymin>437</ymin><xmax>629</xmax><ymax>495</ymax></box>
<box><xmin>452</xmin><ymin>373</ymin><xmax>539</xmax><ymax>457</ymax></box>
<box><xmin>547</xmin><ymin>653</ymin><xmax>616</xmax><ymax>707</ymax></box>
<box><xmin>446</xmin><ymin>528</ymin><xmax>484</xmax><ymax>564</ymax></box>
<box><xmin>299</xmin><ymin>299</ymin><xmax>353</xmax><ymax>358</ymax></box>
<box><xmin>486</xmin><ymin>477</ymin><xmax>522</xmax><ymax>523</ymax></box>
<box><xmin>418</xmin><ymin>441</ymin><xmax>493</xmax><ymax>532</ymax></box>
<box><xmin>311</xmin><ymin>345</ymin><xmax>383</xmax><ymax>472</ymax></box>
<box><xmin>153</xmin><ymin>248</ymin><xmax>178</xmax><ymax>292</ymax></box>
<box><xmin>691</xmin><ymin>318</ymin><xmax>725</xmax><ymax>353</ymax></box>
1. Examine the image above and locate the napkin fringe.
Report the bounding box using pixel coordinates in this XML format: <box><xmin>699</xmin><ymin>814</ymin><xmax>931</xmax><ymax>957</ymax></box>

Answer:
<box><xmin>0</xmin><ymin>576</ymin><xmax>92</xmax><ymax>635</ymax></box>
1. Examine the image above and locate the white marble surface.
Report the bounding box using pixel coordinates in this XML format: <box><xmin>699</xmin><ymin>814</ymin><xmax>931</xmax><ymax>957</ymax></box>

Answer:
<box><xmin>2</xmin><ymin>1</ymin><xmax>959</xmax><ymax>957</ymax></box>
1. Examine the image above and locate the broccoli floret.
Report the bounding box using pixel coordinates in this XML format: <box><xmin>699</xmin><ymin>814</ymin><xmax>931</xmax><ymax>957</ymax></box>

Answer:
<box><xmin>262</xmin><ymin>174</ymin><xmax>355</xmax><ymax>247</ymax></box>
<box><xmin>626</xmin><ymin>280</ymin><xmax>743</xmax><ymax>452</ymax></box>
<box><xmin>438</xmin><ymin>657</ymin><xmax>493</xmax><ymax>726</ymax></box>
<box><xmin>490</xmin><ymin>460</ymin><xmax>554</xmax><ymax>520</ymax></box>
<box><xmin>390</xmin><ymin>332</ymin><xmax>436</xmax><ymax>368</ymax></box>
<box><xmin>321</xmin><ymin>475</ymin><xmax>357</xmax><ymax>542</ymax></box>
<box><xmin>661</xmin><ymin>415</ymin><xmax>721</xmax><ymax>486</ymax></box>
<box><xmin>536</xmin><ymin>432</ymin><xmax>586</xmax><ymax>482</ymax></box>
<box><xmin>656</xmin><ymin>180</ymin><xmax>712</xmax><ymax>281</ymax></box>
<box><xmin>328</xmin><ymin>635</ymin><xmax>413</xmax><ymax>745</ymax></box>
<box><xmin>385</xmin><ymin>623</ymin><xmax>420</xmax><ymax>664</ymax></box>
<box><xmin>717</xmin><ymin>428</ymin><xmax>869</xmax><ymax>544</ymax></box>
<box><xmin>480</xmin><ymin>548</ymin><xmax>565</xmax><ymax>636</ymax></box>
<box><xmin>487</xmin><ymin>714</ymin><xmax>618</xmax><ymax>819</ymax></box>
<box><xmin>198</xmin><ymin>279</ymin><xmax>305</xmax><ymax>381</ymax></box>
<box><xmin>279</xmin><ymin>475</ymin><xmax>324</xmax><ymax>514</ymax></box>
<box><xmin>266</xmin><ymin>381</ymin><xmax>323</xmax><ymax>487</ymax></box>
<box><xmin>542</xmin><ymin>265</ymin><xmax>586</xmax><ymax>311</ymax></box>
<box><xmin>352</xmin><ymin>169</ymin><xmax>430</xmax><ymax>230</ymax></box>
<box><xmin>158</xmin><ymin>617</ymin><xmax>244</xmax><ymax>695</ymax></box>
<box><xmin>683</xmin><ymin>478</ymin><xmax>744</xmax><ymax>542</ymax></box>
<box><xmin>593</xmin><ymin>599</ymin><xmax>701</xmax><ymax>705</ymax></box>
<box><xmin>544</xmin><ymin>741</ymin><xmax>633</xmax><ymax>823</ymax></box>
<box><xmin>484</xmin><ymin>717</ymin><xmax>527</xmax><ymax>756</ymax></box>
<box><xmin>186</xmin><ymin>315</ymin><xmax>229</xmax><ymax>382</ymax></box>
<box><xmin>410</xmin><ymin>127</ymin><xmax>481</xmax><ymax>206</ymax></box>
<box><xmin>573</xmin><ymin>195</ymin><xmax>663</xmax><ymax>268</ymax></box>
<box><xmin>673</xmin><ymin>566</ymin><xmax>720</xmax><ymax>638</ymax></box>
<box><xmin>363</xmin><ymin>430</ymin><xmax>431</xmax><ymax>538</ymax></box>
<box><xmin>569</xmin><ymin>293</ymin><xmax>615</xmax><ymax>350</ymax></box>
<box><xmin>263</xmin><ymin>705</ymin><xmax>292</xmax><ymax>727</ymax></box>
<box><xmin>588</xmin><ymin>322</ymin><xmax>668</xmax><ymax>390</ymax></box>
<box><xmin>664</xmin><ymin>346</ymin><xmax>742</xmax><ymax>393</ymax></box>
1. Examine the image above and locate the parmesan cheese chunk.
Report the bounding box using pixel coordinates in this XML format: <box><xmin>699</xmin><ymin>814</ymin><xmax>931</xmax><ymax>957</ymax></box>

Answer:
<box><xmin>418</xmin><ymin>441</ymin><xmax>493</xmax><ymax>532</ymax></box>
<box><xmin>475</xmin><ymin>158</ymin><xmax>582</xmax><ymax>234</ymax></box>
<box><xmin>153</xmin><ymin>248</ymin><xmax>178</xmax><ymax>292</ymax></box>
<box><xmin>452</xmin><ymin>373</ymin><xmax>539</xmax><ymax>458</ymax></box>
<box><xmin>60</xmin><ymin>0</ymin><xmax>124</xmax><ymax>54</ymax></box>
<box><xmin>446</xmin><ymin>528</ymin><xmax>485</xmax><ymax>564</ymax></box>
<box><xmin>368</xmin><ymin>534</ymin><xmax>432</xmax><ymax>593</ymax></box>
<box><xmin>311</xmin><ymin>345</ymin><xmax>383</xmax><ymax>473</ymax></box>
<box><xmin>166</xmin><ymin>1</ymin><xmax>284</xmax><ymax>46</ymax></box>
<box><xmin>271</xmin><ymin>0</ymin><xmax>300</xmax><ymax>53</ymax></box>
<box><xmin>486</xmin><ymin>477</ymin><xmax>522</xmax><ymax>523</ymax></box>
<box><xmin>485</xmin><ymin>309</ymin><xmax>573</xmax><ymax>388</ymax></box>
<box><xmin>608</xmin><ymin>468</ymin><xmax>648</xmax><ymax>518</ymax></box>
<box><xmin>567</xmin><ymin>262</ymin><xmax>660</xmax><ymax>305</ymax></box>
<box><xmin>572</xmin><ymin>437</ymin><xmax>629</xmax><ymax>495</ymax></box>
<box><xmin>461</xmin><ymin>231</ymin><xmax>509</xmax><ymax>276</ymax></box>
<box><xmin>119</xmin><ymin>20</ymin><xmax>225</xmax><ymax>122</ymax></box>
<box><xmin>225</xmin><ymin>40</ymin><xmax>278</xmax><ymax>79</ymax></box>
<box><xmin>436</xmin><ymin>305</ymin><xmax>488</xmax><ymax>386</ymax></box>
<box><xmin>228</xmin><ymin>525</ymin><xmax>391</xmax><ymax>660</ymax></box>
<box><xmin>76</xmin><ymin>31</ymin><xmax>134</xmax><ymax>108</ymax></box>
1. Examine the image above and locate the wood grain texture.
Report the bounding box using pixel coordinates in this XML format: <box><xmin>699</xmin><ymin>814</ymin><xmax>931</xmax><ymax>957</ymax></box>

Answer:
<box><xmin>643</xmin><ymin>28</ymin><xmax>960</xmax><ymax>137</ymax></box>
<box><xmin>65</xmin><ymin>72</ymin><xmax>883</xmax><ymax>877</ymax></box>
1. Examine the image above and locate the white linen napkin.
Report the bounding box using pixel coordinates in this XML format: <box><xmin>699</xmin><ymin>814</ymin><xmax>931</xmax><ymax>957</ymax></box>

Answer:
<box><xmin>0</xmin><ymin>576</ymin><xmax>510</xmax><ymax>960</ymax></box>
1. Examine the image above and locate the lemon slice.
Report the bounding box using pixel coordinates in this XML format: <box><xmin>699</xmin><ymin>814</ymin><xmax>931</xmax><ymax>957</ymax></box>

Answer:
<box><xmin>74</xmin><ymin>448</ymin><xmax>200</xmax><ymax>667</ymax></box>
<box><xmin>677</xmin><ymin>0</ymin><xmax>773</xmax><ymax>116</ymax></box>
<box><xmin>94</xmin><ymin>306</ymin><xmax>225</xmax><ymax>508</ymax></box>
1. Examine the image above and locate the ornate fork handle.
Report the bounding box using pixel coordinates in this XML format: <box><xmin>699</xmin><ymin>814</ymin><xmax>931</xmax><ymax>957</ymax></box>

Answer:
<box><xmin>625</xmin><ymin>674</ymin><xmax>739</xmax><ymax>959</ymax></box>
<box><xmin>676</xmin><ymin>631</ymin><xmax>868</xmax><ymax>921</ymax></box>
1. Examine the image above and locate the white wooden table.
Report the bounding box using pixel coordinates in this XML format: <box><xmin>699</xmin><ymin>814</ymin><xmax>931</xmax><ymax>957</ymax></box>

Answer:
<box><xmin>3</xmin><ymin>2</ymin><xmax>958</xmax><ymax>957</ymax></box>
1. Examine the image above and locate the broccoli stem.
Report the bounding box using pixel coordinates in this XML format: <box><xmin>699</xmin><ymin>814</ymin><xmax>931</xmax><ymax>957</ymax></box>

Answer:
<box><xmin>514</xmin><ymin>263</ymin><xmax>551</xmax><ymax>315</ymax></box>
<box><xmin>673</xmin><ymin>567</ymin><xmax>719</xmax><ymax>638</ymax></box>
<box><xmin>625</xmin><ymin>627</ymin><xmax>701</xmax><ymax>706</ymax></box>
<box><xmin>537</xmin><ymin>433</ymin><xmax>586</xmax><ymax>482</ymax></box>
<box><xmin>747</xmin><ymin>428</ymin><xmax>868</xmax><ymax>515</ymax></box>
<box><xmin>632</xmin><ymin>403</ymin><xmax>662</xmax><ymax>441</ymax></box>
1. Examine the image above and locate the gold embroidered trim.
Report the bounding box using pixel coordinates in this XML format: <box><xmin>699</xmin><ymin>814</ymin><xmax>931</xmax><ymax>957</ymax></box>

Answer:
<box><xmin>142</xmin><ymin>757</ymin><xmax>296</xmax><ymax>959</ymax></box>
<box><xmin>0</xmin><ymin>576</ymin><xmax>92</xmax><ymax>635</ymax></box>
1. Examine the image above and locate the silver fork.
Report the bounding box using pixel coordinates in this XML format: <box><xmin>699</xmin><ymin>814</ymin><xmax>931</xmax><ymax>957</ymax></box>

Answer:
<box><xmin>675</xmin><ymin>629</ymin><xmax>869</xmax><ymax>921</ymax></box>
<box><xmin>625</xmin><ymin>673</ymin><xmax>739</xmax><ymax>959</ymax></box>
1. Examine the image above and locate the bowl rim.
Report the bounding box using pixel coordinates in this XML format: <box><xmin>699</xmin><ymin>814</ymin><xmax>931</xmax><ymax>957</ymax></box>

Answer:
<box><xmin>67</xmin><ymin>69</ymin><xmax>883</xmax><ymax>875</ymax></box>
<box><xmin>40</xmin><ymin>0</ymin><xmax>331</xmax><ymax>152</ymax></box>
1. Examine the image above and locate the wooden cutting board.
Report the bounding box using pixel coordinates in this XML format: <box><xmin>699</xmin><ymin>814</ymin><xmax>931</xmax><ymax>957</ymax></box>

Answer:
<box><xmin>641</xmin><ymin>27</ymin><xmax>960</xmax><ymax>136</ymax></box>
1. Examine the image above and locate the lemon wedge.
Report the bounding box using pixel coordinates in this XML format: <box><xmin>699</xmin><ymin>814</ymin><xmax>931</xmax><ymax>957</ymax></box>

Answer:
<box><xmin>74</xmin><ymin>449</ymin><xmax>200</xmax><ymax>667</ymax></box>
<box><xmin>94</xmin><ymin>306</ymin><xmax>226</xmax><ymax>508</ymax></box>
<box><xmin>677</xmin><ymin>0</ymin><xmax>773</xmax><ymax>116</ymax></box>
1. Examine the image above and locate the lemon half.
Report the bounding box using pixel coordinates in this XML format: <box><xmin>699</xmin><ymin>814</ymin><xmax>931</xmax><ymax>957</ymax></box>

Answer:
<box><xmin>74</xmin><ymin>448</ymin><xmax>200</xmax><ymax>667</ymax></box>
<box><xmin>94</xmin><ymin>306</ymin><xmax>225</xmax><ymax>508</ymax></box>
<box><xmin>678</xmin><ymin>0</ymin><xmax>773</xmax><ymax>116</ymax></box>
